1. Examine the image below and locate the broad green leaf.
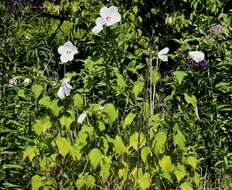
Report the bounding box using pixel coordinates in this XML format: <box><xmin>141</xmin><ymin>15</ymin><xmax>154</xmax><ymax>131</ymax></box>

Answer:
<box><xmin>73</xmin><ymin>94</ymin><xmax>83</xmax><ymax>109</ymax></box>
<box><xmin>174</xmin><ymin>71</ymin><xmax>187</xmax><ymax>84</ymax></box>
<box><xmin>23</xmin><ymin>146</ymin><xmax>37</xmax><ymax>161</ymax></box>
<box><xmin>31</xmin><ymin>175</ymin><xmax>43</xmax><ymax>190</ymax></box>
<box><xmin>141</xmin><ymin>146</ymin><xmax>151</xmax><ymax>163</ymax></box>
<box><xmin>60</xmin><ymin>116</ymin><xmax>74</xmax><ymax>129</ymax></box>
<box><xmin>100</xmin><ymin>156</ymin><xmax>111</xmax><ymax>182</ymax></box>
<box><xmin>114</xmin><ymin>136</ymin><xmax>127</xmax><ymax>155</ymax></box>
<box><xmin>85</xmin><ymin>175</ymin><xmax>96</xmax><ymax>188</ymax></box>
<box><xmin>151</xmin><ymin>69</ymin><xmax>161</xmax><ymax>85</ymax></box>
<box><xmin>122</xmin><ymin>113</ymin><xmax>135</xmax><ymax>128</ymax></box>
<box><xmin>153</xmin><ymin>132</ymin><xmax>167</xmax><ymax>154</ymax></box>
<box><xmin>33</xmin><ymin>116</ymin><xmax>51</xmax><ymax>136</ymax></box>
<box><xmin>129</xmin><ymin>132</ymin><xmax>146</xmax><ymax>150</ymax></box>
<box><xmin>133</xmin><ymin>80</ymin><xmax>144</xmax><ymax>99</ymax></box>
<box><xmin>184</xmin><ymin>93</ymin><xmax>199</xmax><ymax>119</ymax></box>
<box><xmin>180</xmin><ymin>182</ymin><xmax>193</xmax><ymax>190</ymax></box>
<box><xmin>173</xmin><ymin>129</ymin><xmax>186</xmax><ymax>150</ymax></box>
<box><xmin>103</xmin><ymin>104</ymin><xmax>118</xmax><ymax>126</ymax></box>
<box><xmin>55</xmin><ymin>135</ymin><xmax>71</xmax><ymax>157</ymax></box>
<box><xmin>187</xmin><ymin>156</ymin><xmax>198</xmax><ymax>169</ymax></box>
<box><xmin>174</xmin><ymin>164</ymin><xmax>186</xmax><ymax>183</ymax></box>
<box><xmin>89</xmin><ymin>148</ymin><xmax>103</xmax><ymax>169</ymax></box>
<box><xmin>70</xmin><ymin>144</ymin><xmax>81</xmax><ymax>160</ymax></box>
<box><xmin>193</xmin><ymin>172</ymin><xmax>200</xmax><ymax>186</ymax></box>
<box><xmin>159</xmin><ymin>156</ymin><xmax>173</xmax><ymax>173</ymax></box>
<box><xmin>118</xmin><ymin>167</ymin><xmax>128</xmax><ymax>181</ymax></box>
<box><xmin>38</xmin><ymin>95</ymin><xmax>51</xmax><ymax>107</ymax></box>
<box><xmin>50</xmin><ymin>99</ymin><xmax>61</xmax><ymax>117</ymax></box>
<box><xmin>32</xmin><ymin>84</ymin><xmax>43</xmax><ymax>99</ymax></box>
<box><xmin>18</xmin><ymin>89</ymin><xmax>25</xmax><ymax>98</ymax></box>
<box><xmin>116</xmin><ymin>73</ymin><xmax>126</xmax><ymax>89</ymax></box>
<box><xmin>138</xmin><ymin>172</ymin><xmax>151</xmax><ymax>190</ymax></box>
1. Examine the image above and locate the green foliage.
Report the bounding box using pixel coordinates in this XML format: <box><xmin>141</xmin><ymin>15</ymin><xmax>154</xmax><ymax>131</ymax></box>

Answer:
<box><xmin>0</xmin><ymin>0</ymin><xmax>231</xmax><ymax>189</ymax></box>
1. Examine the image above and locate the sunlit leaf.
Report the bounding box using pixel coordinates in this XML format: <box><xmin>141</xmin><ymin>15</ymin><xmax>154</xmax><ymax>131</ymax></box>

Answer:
<box><xmin>33</xmin><ymin>116</ymin><xmax>52</xmax><ymax>136</ymax></box>
<box><xmin>174</xmin><ymin>71</ymin><xmax>187</xmax><ymax>85</ymax></box>
<box><xmin>122</xmin><ymin>113</ymin><xmax>135</xmax><ymax>128</ymax></box>
<box><xmin>114</xmin><ymin>135</ymin><xmax>127</xmax><ymax>155</ymax></box>
<box><xmin>89</xmin><ymin>148</ymin><xmax>103</xmax><ymax>169</ymax></box>
<box><xmin>129</xmin><ymin>132</ymin><xmax>146</xmax><ymax>150</ymax></box>
<box><xmin>174</xmin><ymin>164</ymin><xmax>186</xmax><ymax>183</ymax></box>
<box><xmin>55</xmin><ymin>135</ymin><xmax>71</xmax><ymax>157</ymax></box>
<box><xmin>180</xmin><ymin>182</ymin><xmax>193</xmax><ymax>190</ymax></box>
<box><xmin>73</xmin><ymin>94</ymin><xmax>84</xmax><ymax>109</ymax></box>
<box><xmin>187</xmin><ymin>156</ymin><xmax>198</xmax><ymax>169</ymax></box>
<box><xmin>31</xmin><ymin>175</ymin><xmax>44</xmax><ymax>190</ymax></box>
<box><xmin>32</xmin><ymin>84</ymin><xmax>43</xmax><ymax>99</ymax></box>
<box><xmin>138</xmin><ymin>172</ymin><xmax>151</xmax><ymax>190</ymax></box>
<box><xmin>159</xmin><ymin>155</ymin><xmax>173</xmax><ymax>173</ymax></box>
<box><xmin>141</xmin><ymin>146</ymin><xmax>151</xmax><ymax>163</ymax></box>
<box><xmin>153</xmin><ymin>132</ymin><xmax>167</xmax><ymax>154</ymax></box>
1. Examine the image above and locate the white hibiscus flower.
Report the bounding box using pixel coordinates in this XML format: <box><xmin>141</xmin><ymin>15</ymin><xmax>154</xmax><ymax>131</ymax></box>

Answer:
<box><xmin>77</xmin><ymin>112</ymin><xmax>87</xmax><ymax>124</ymax></box>
<box><xmin>58</xmin><ymin>42</ymin><xmax>78</xmax><ymax>63</ymax></box>
<box><xmin>57</xmin><ymin>78</ymin><xmax>73</xmax><ymax>99</ymax></box>
<box><xmin>158</xmin><ymin>47</ymin><xmax>169</xmax><ymax>62</ymax></box>
<box><xmin>188</xmin><ymin>51</ymin><xmax>205</xmax><ymax>63</ymax></box>
<box><xmin>92</xmin><ymin>6</ymin><xmax>121</xmax><ymax>34</ymax></box>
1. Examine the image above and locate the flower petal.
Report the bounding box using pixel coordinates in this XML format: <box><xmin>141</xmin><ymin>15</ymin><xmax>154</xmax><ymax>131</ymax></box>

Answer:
<box><xmin>77</xmin><ymin>112</ymin><xmax>87</xmax><ymax>124</ymax></box>
<box><xmin>158</xmin><ymin>47</ymin><xmax>169</xmax><ymax>55</ymax></box>
<box><xmin>57</xmin><ymin>86</ymin><xmax>65</xmax><ymax>99</ymax></box>
<box><xmin>60</xmin><ymin>55</ymin><xmax>69</xmax><ymax>63</ymax></box>
<box><xmin>158</xmin><ymin>55</ymin><xmax>168</xmax><ymax>62</ymax></box>
<box><xmin>188</xmin><ymin>51</ymin><xmax>205</xmax><ymax>63</ymax></box>
<box><xmin>92</xmin><ymin>25</ymin><xmax>103</xmax><ymax>34</ymax></box>
<box><xmin>58</xmin><ymin>46</ymin><xmax>64</xmax><ymax>54</ymax></box>
<box><xmin>96</xmin><ymin>17</ymin><xmax>106</xmax><ymax>25</ymax></box>
<box><xmin>100</xmin><ymin>6</ymin><xmax>109</xmax><ymax>18</ymax></box>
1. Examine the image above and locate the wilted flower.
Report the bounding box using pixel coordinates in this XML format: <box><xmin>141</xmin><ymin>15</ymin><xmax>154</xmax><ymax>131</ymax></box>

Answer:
<box><xmin>58</xmin><ymin>42</ymin><xmax>78</xmax><ymax>63</ymax></box>
<box><xmin>92</xmin><ymin>6</ymin><xmax>121</xmax><ymax>34</ymax></box>
<box><xmin>23</xmin><ymin>78</ymin><xmax>31</xmax><ymax>86</ymax></box>
<box><xmin>9</xmin><ymin>76</ymin><xmax>17</xmax><ymax>86</ymax></box>
<box><xmin>188</xmin><ymin>51</ymin><xmax>205</xmax><ymax>63</ymax></box>
<box><xmin>209</xmin><ymin>24</ymin><xmax>226</xmax><ymax>39</ymax></box>
<box><xmin>158</xmin><ymin>47</ymin><xmax>169</xmax><ymax>62</ymax></box>
<box><xmin>77</xmin><ymin>112</ymin><xmax>87</xmax><ymax>124</ymax></box>
<box><xmin>57</xmin><ymin>78</ymin><xmax>73</xmax><ymax>99</ymax></box>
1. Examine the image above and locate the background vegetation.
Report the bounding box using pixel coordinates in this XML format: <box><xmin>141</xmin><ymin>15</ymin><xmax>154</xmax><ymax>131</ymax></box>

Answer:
<box><xmin>0</xmin><ymin>0</ymin><xmax>231</xmax><ymax>189</ymax></box>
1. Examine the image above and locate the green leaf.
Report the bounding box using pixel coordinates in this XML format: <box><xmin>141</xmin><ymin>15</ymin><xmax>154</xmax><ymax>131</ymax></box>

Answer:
<box><xmin>173</xmin><ymin>129</ymin><xmax>186</xmax><ymax>150</ymax></box>
<box><xmin>129</xmin><ymin>132</ymin><xmax>146</xmax><ymax>150</ymax></box>
<box><xmin>23</xmin><ymin>146</ymin><xmax>37</xmax><ymax>161</ymax></box>
<box><xmin>122</xmin><ymin>113</ymin><xmax>135</xmax><ymax>128</ymax></box>
<box><xmin>184</xmin><ymin>93</ymin><xmax>199</xmax><ymax>119</ymax></box>
<box><xmin>73</xmin><ymin>94</ymin><xmax>83</xmax><ymax>109</ymax></box>
<box><xmin>50</xmin><ymin>99</ymin><xmax>61</xmax><ymax>117</ymax></box>
<box><xmin>153</xmin><ymin>132</ymin><xmax>167</xmax><ymax>154</ymax></box>
<box><xmin>70</xmin><ymin>144</ymin><xmax>81</xmax><ymax>160</ymax></box>
<box><xmin>100</xmin><ymin>156</ymin><xmax>111</xmax><ymax>182</ymax></box>
<box><xmin>31</xmin><ymin>175</ymin><xmax>44</xmax><ymax>190</ymax></box>
<box><xmin>133</xmin><ymin>80</ymin><xmax>144</xmax><ymax>99</ymax></box>
<box><xmin>55</xmin><ymin>135</ymin><xmax>71</xmax><ymax>157</ymax></box>
<box><xmin>75</xmin><ymin>174</ymin><xmax>96</xmax><ymax>189</ymax></box>
<box><xmin>180</xmin><ymin>182</ymin><xmax>193</xmax><ymax>190</ymax></box>
<box><xmin>114</xmin><ymin>136</ymin><xmax>127</xmax><ymax>155</ymax></box>
<box><xmin>38</xmin><ymin>95</ymin><xmax>51</xmax><ymax>107</ymax></box>
<box><xmin>60</xmin><ymin>116</ymin><xmax>74</xmax><ymax>129</ymax></box>
<box><xmin>18</xmin><ymin>89</ymin><xmax>25</xmax><ymax>98</ymax></box>
<box><xmin>138</xmin><ymin>172</ymin><xmax>151</xmax><ymax>190</ymax></box>
<box><xmin>89</xmin><ymin>148</ymin><xmax>103</xmax><ymax>169</ymax></box>
<box><xmin>32</xmin><ymin>84</ymin><xmax>43</xmax><ymax>99</ymax></box>
<box><xmin>103</xmin><ymin>104</ymin><xmax>118</xmax><ymax>126</ymax></box>
<box><xmin>116</xmin><ymin>72</ymin><xmax>126</xmax><ymax>89</ymax></box>
<box><xmin>187</xmin><ymin>156</ymin><xmax>198</xmax><ymax>169</ymax></box>
<box><xmin>141</xmin><ymin>146</ymin><xmax>151</xmax><ymax>163</ymax></box>
<box><xmin>33</xmin><ymin>116</ymin><xmax>52</xmax><ymax>136</ymax></box>
<box><xmin>174</xmin><ymin>71</ymin><xmax>187</xmax><ymax>84</ymax></box>
<box><xmin>159</xmin><ymin>155</ymin><xmax>173</xmax><ymax>173</ymax></box>
<box><xmin>193</xmin><ymin>172</ymin><xmax>200</xmax><ymax>186</ymax></box>
<box><xmin>151</xmin><ymin>69</ymin><xmax>161</xmax><ymax>85</ymax></box>
<box><xmin>174</xmin><ymin>164</ymin><xmax>186</xmax><ymax>183</ymax></box>
<box><xmin>85</xmin><ymin>175</ymin><xmax>96</xmax><ymax>188</ymax></box>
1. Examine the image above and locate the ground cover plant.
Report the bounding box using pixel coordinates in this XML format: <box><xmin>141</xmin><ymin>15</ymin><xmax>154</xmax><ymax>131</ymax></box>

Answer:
<box><xmin>0</xmin><ymin>0</ymin><xmax>231</xmax><ymax>189</ymax></box>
